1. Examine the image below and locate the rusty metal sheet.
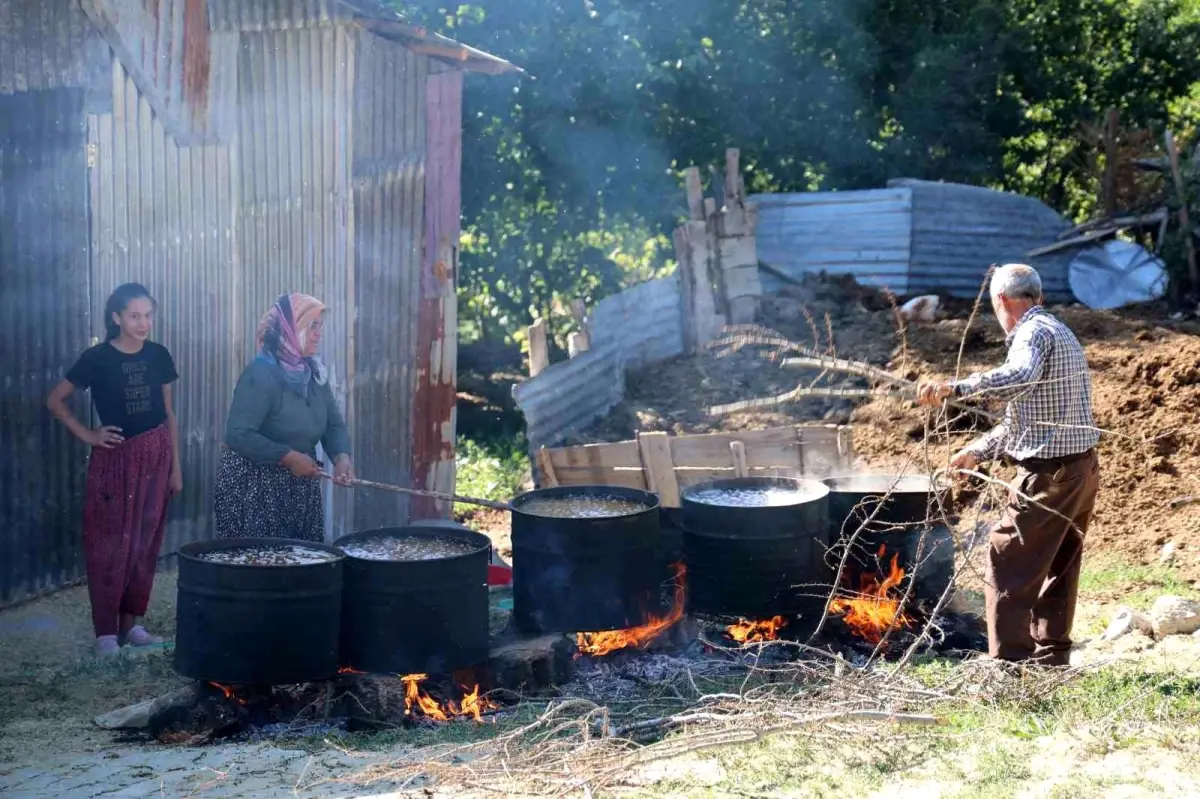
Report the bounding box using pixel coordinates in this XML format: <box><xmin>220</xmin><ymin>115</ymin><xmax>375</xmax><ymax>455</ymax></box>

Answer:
<box><xmin>411</xmin><ymin>68</ymin><xmax>462</xmax><ymax>519</ymax></box>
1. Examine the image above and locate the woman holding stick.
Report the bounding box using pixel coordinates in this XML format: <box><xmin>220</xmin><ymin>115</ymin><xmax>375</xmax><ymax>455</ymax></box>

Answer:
<box><xmin>214</xmin><ymin>293</ymin><xmax>354</xmax><ymax>542</ymax></box>
<box><xmin>47</xmin><ymin>283</ymin><xmax>182</xmax><ymax>657</ymax></box>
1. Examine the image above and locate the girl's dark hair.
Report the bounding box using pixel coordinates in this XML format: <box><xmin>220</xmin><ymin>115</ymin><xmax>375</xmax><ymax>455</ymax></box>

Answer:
<box><xmin>104</xmin><ymin>283</ymin><xmax>156</xmax><ymax>341</ymax></box>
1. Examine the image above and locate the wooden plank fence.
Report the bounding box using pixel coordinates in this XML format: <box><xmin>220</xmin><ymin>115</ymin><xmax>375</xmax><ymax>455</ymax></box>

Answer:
<box><xmin>534</xmin><ymin>425</ymin><xmax>854</xmax><ymax>507</ymax></box>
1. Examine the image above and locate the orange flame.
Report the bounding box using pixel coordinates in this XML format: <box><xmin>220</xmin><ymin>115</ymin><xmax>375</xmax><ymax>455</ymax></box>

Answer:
<box><xmin>400</xmin><ymin>673</ymin><xmax>498</xmax><ymax>723</ymax></box>
<box><xmin>208</xmin><ymin>682</ymin><xmax>247</xmax><ymax>705</ymax></box>
<box><xmin>575</xmin><ymin>563</ymin><xmax>687</xmax><ymax>657</ymax></box>
<box><xmin>726</xmin><ymin>615</ymin><xmax>788</xmax><ymax>644</ymax></box>
<box><xmin>829</xmin><ymin>545</ymin><xmax>911</xmax><ymax>643</ymax></box>
<box><xmin>338</xmin><ymin>665</ymin><xmax>366</xmax><ymax>675</ymax></box>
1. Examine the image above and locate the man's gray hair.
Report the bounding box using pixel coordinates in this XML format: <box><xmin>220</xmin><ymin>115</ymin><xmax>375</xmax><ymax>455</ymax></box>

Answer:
<box><xmin>991</xmin><ymin>263</ymin><xmax>1043</xmax><ymax>302</ymax></box>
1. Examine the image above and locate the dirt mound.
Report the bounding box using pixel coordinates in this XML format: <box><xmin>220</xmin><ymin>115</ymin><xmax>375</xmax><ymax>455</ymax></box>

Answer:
<box><xmin>578</xmin><ymin>274</ymin><xmax>1200</xmax><ymax>580</ymax></box>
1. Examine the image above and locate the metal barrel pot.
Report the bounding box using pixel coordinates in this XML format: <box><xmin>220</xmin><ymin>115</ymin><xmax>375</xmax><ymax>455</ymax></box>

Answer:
<box><xmin>821</xmin><ymin>475</ymin><xmax>954</xmax><ymax>602</ymax></box>
<box><xmin>174</xmin><ymin>538</ymin><xmax>344</xmax><ymax>685</ymax></box>
<box><xmin>336</xmin><ymin>525</ymin><xmax>491</xmax><ymax>675</ymax></box>
<box><xmin>680</xmin><ymin>476</ymin><xmax>832</xmax><ymax>621</ymax></box>
<box><xmin>510</xmin><ymin>486</ymin><xmax>662</xmax><ymax>634</ymax></box>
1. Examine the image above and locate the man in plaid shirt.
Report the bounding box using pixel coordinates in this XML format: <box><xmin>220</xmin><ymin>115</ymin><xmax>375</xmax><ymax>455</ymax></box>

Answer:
<box><xmin>918</xmin><ymin>264</ymin><xmax>1100</xmax><ymax>667</ymax></box>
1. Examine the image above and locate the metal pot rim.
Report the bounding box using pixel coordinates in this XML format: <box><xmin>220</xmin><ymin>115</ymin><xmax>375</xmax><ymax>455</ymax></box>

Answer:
<box><xmin>177</xmin><ymin>537</ymin><xmax>345</xmax><ymax>568</ymax></box>
<box><xmin>510</xmin><ymin>484</ymin><xmax>661</xmax><ymax>517</ymax></box>
<box><xmin>333</xmin><ymin>525</ymin><xmax>492</xmax><ymax>563</ymax></box>
<box><xmin>680</xmin><ymin>475</ymin><xmax>831</xmax><ymax>506</ymax></box>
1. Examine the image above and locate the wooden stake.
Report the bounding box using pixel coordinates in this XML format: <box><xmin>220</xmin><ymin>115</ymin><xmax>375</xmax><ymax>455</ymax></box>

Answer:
<box><xmin>536</xmin><ymin>448</ymin><xmax>559</xmax><ymax>488</ymax></box>
<box><xmin>527</xmin><ymin>318</ymin><xmax>549</xmax><ymax>377</ymax></box>
<box><xmin>637</xmin><ymin>431</ymin><xmax>681</xmax><ymax>507</ymax></box>
<box><xmin>730</xmin><ymin>440</ymin><xmax>749</xmax><ymax>478</ymax></box>
<box><xmin>1165</xmin><ymin>130</ymin><xmax>1199</xmax><ymax>286</ymax></box>
<box><xmin>684</xmin><ymin>166</ymin><xmax>705</xmax><ymax>221</ymax></box>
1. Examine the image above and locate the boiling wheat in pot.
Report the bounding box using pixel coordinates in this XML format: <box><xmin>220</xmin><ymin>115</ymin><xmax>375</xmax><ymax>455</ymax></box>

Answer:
<box><xmin>518</xmin><ymin>495</ymin><xmax>648</xmax><ymax>518</ymax></box>
<box><xmin>341</xmin><ymin>535</ymin><xmax>478</xmax><ymax>561</ymax></box>
<box><xmin>198</xmin><ymin>545</ymin><xmax>339</xmax><ymax>566</ymax></box>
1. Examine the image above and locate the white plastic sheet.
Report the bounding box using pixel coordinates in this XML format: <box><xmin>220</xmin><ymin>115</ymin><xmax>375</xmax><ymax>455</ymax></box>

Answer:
<box><xmin>1068</xmin><ymin>239</ymin><xmax>1168</xmax><ymax>310</ymax></box>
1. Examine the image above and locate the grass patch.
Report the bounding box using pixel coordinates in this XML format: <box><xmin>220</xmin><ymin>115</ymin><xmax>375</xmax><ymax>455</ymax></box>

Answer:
<box><xmin>455</xmin><ymin>434</ymin><xmax>529</xmax><ymax>503</ymax></box>
<box><xmin>1078</xmin><ymin>556</ymin><xmax>1200</xmax><ymax>609</ymax></box>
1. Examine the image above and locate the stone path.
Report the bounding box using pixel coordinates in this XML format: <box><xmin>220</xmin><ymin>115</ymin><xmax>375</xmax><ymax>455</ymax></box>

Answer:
<box><xmin>0</xmin><ymin>742</ymin><xmax>409</xmax><ymax>798</ymax></box>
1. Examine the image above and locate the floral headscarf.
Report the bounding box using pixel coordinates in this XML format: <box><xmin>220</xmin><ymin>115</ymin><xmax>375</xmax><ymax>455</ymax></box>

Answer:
<box><xmin>256</xmin><ymin>293</ymin><xmax>328</xmax><ymax>394</ymax></box>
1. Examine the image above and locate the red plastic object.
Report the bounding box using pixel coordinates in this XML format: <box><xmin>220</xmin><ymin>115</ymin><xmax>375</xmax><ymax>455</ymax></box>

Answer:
<box><xmin>487</xmin><ymin>564</ymin><xmax>513</xmax><ymax>587</ymax></box>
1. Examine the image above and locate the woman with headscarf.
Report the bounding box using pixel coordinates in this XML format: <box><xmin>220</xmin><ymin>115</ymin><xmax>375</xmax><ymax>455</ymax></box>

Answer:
<box><xmin>214</xmin><ymin>293</ymin><xmax>354</xmax><ymax>541</ymax></box>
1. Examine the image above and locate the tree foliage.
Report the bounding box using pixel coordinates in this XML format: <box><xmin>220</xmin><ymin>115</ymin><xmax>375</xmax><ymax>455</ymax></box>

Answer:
<box><xmin>392</xmin><ymin>0</ymin><xmax>1200</xmax><ymax>341</ymax></box>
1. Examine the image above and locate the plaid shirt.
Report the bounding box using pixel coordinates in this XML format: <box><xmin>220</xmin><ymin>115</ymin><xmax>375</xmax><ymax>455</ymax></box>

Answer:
<box><xmin>951</xmin><ymin>306</ymin><xmax>1099</xmax><ymax>463</ymax></box>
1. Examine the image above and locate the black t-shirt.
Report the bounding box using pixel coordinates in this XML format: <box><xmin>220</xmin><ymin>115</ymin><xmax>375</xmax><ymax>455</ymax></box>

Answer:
<box><xmin>66</xmin><ymin>341</ymin><xmax>179</xmax><ymax>439</ymax></box>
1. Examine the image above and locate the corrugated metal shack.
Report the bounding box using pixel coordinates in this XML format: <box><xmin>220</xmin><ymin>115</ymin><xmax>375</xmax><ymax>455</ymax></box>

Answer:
<box><xmin>0</xmin><ymin>0</ymin><xmax>516</xmax><ymax>606</ymax></box>
<box><xmin>754</xmin><ymin>178</ymin><xmax>1074</xmax><ymax>300</ymax></box>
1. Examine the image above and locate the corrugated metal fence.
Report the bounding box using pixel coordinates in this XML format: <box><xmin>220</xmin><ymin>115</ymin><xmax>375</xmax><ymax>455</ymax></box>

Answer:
<box><xmin>895</xmin><ymin>179</ymin><xmax>1074</xmax><ymax>300</ymax></box>
<box><xmin>754</xmin><ymin>189</ymin><xmax>915</xmax><ymax>295</ymax></box>
<box><xmin>514</xmin><ymin>275</ymin><xmax>684</xmax><ymax>449</ymax></box>
<box><xmin>753</xmin><ymin>180</ymin><xmax>1075</xmax><ymax>300</ymax></box>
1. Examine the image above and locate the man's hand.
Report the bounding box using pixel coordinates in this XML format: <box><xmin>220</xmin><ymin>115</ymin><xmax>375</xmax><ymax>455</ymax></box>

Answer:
<box><xmin>916</xmin><ymin>381</ymin><xmax>953</xmax><ymax>408</ymax></box>
<box><xmin>333</xmin><ymin>455</ymin><xmax>355</xmax><ymax>487</ymax></box>
<box><xmin>949</xmin><ymin>449</ymin><xmax>978</xmax><ymax>482</ymax></box>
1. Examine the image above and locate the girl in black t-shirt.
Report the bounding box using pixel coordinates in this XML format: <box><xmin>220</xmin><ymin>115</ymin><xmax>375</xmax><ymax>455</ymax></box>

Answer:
<box><xmin>47</xmin><ymin>283</ymin><xmax>181</xmax><ymax>657</ymax></box>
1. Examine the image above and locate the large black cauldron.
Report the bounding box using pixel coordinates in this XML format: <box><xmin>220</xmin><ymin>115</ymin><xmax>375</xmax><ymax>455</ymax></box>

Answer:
<box><xmin>681</xmin><ymin>476</ymin><xmax>832</xmax><ymax>623</ymax></box>
<box><xmin>822</xmin><ymin>475</ymin><xmax>954</xmax><ymax>602</ymax></box>
<box><xmin>175</xmin><ymin>538</ymin><xmax>344</xmax><ymax>685</ymax></box>
<box><xmin>511</xmin><ymin>486</ymin><xmax>662</xmax><ymax>634</ymax></box>
<box><xmin>336</xmin><ymin>525</ymin><xmax>491</xmax><ymax>675</ymax></box>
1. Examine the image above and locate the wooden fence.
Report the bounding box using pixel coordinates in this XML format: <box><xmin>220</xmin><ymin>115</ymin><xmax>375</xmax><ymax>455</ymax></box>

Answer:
<box><xmin>534</xmin><ymin>425</ymin><xmax>854</xmax><ymax>507</ymax></box>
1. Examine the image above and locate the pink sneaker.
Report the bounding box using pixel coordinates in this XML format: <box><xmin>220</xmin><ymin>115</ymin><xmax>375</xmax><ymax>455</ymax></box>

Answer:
<box><xmin>95</xmin><ymin>635</ymin><xmax>120</xmax><ymax>657</ymax></box>
<box><xmin>122</xmin><ymin>625</ymin><xmax>163</xmax><ymax>647</ymax></box>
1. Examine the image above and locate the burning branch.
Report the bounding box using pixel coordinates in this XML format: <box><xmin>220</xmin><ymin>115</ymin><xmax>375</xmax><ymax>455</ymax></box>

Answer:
<box><xmin>576</xmin><ymin>563</ymin><xmax>687</xmax><ymax>657</ymax></box>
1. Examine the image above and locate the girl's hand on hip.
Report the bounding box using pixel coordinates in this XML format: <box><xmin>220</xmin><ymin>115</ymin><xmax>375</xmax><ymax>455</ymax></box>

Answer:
<box><xmin>333</xmin><ymin>455</ymin><xmax>355</xmax><ymax>486</ymax></box>
<box><xmin>86</xmin><ymin>426</ymin><xmax>124</xmax><ymax>449</ymax></box>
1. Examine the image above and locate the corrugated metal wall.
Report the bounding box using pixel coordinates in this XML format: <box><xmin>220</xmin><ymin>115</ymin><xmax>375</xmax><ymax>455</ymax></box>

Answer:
<box><xmin>0</xmin><ymin>0</ymin><xmax>109</xmax><ymax>95</ymax></box>
<box><xmin>0</xmin><ymin>1</ymin><xmax>463</xmax><ymax>603</ymax></box>
<box><xmin>82</xmin><ymin>0</ymin><xmax>237</xmax><ymax>140</ymax></box>
<box><xmin>895</xmin><ymin>179</ymin><xmax>1074</xmax><ymax>300</ymax></box>
<box><xmin>351</xmin><ymin>30</ymin><xmax>426</xmax><ymax>528</ymax></box>
<box><xmin>0</xmin><ymin>88</ymin><xmax>94</xmax><ymax>604</ymax></box>
<box><xmin>208</xmin><ymin>0</ymin><xmax>358</xmax><ymax>31</ymax></box>
<box><xmin>235</xmin><ymin>24</ymin><xmax>358</xmax><ymax>536</ymax></box>
<box><xmin>513</xmin><ymin>275</ymin><xmax>685</xmax><ymax>450</ymax></box>
<box><xmin>88</xmin><ymin>55</ymin><xmax>237</xmax><ymax>556</ymax></box>
<box><xmin>752</xmin><ymin>189</ymin><xmax>915</xmax><ymax>296</ymax></box>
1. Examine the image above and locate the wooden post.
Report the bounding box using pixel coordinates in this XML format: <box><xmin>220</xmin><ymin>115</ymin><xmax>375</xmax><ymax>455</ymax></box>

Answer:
<box><xmin>536</xmin><ymin>448</ymin><xmax>559</xmax><ymax>487</ymax></box>
<box><xmin>1165</xmin><ymin>130</ymin><xmax>1199</xmax><ymax>288</ymax></box>
<box><xmin>675</xmin><ymin>220</ymin><xmax>724</xmax><ymax>352</ymax></box>
<box><xmin>637</xmin><ymin>431</ymin><xmax>681</xmax><ymax>507</ymax></box>
<box><xmin>1102</xmin><ymin>109</ymin><xmax>1119</xmax><ymax>217</ymax></box>
<box><xmin>568</xmin><ymin>299</ymin><xmax>591</xmax><ymax>355</ymax></box>
<box><xmin>684</xmin><ymin>166</ymin><xmax>705</xmax><ymax>221</ymax></box>
<box><xmin>730</xmin><ymin>440</ymin><xmax>748</xmax><ymax>478</ymax></box>
<box><xmin>527</xmin><ymin>318</ymin><xmax>549</xmax><ymax>377</ymax></box>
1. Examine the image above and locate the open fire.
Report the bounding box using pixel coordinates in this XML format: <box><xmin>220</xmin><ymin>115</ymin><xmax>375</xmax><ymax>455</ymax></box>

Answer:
<box><xmin>725</xmin><ymin>615</ymin><xmax>787</xmax><ymax>644</ymax></box>
<box><xmin>829</xmin><ymin>544</ymin><xmax>911</xmax><ymax>643</ymax></box>
<box><xmin>400</xmin><ymin>673</ymin><xmax>498</xmax><ymax>723</ymax></box>
<box><xmin>575</xmin><ymin>563</ymin><xmax>687</xmax><ymax>657</ymax></box>
<box><xmin>208</xmin><ymin>682</ymin><xmax>247</xmax><ymax>704</ymax></box>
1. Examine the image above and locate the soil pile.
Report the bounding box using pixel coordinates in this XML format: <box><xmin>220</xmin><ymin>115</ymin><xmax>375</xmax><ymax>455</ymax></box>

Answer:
<box><xmin>577</xmin><ymin>274</ymin><xmax>1200</xmax><ymax>580</ymax></box>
